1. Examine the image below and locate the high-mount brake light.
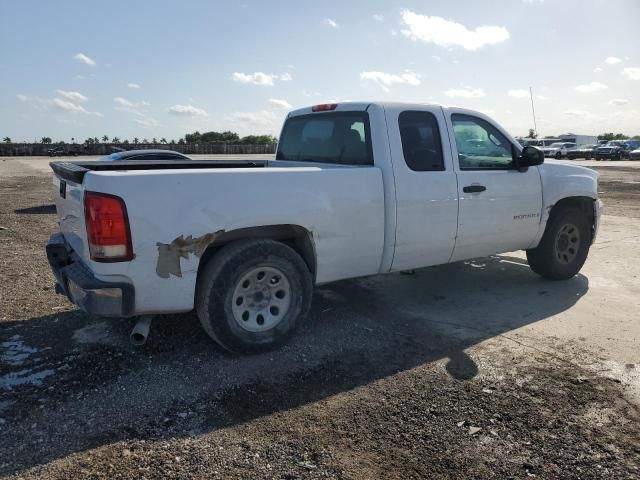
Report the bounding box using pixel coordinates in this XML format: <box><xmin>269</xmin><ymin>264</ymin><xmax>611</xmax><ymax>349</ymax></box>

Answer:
<box><xmin>311</xmin><ymin>103</ymin><xmax>338</xmax><ymax>112</ymax></box>
<box><xmin>84</xmin><ymin>191</ymin><xmax>133</xmax><ymax>262</ymax></box>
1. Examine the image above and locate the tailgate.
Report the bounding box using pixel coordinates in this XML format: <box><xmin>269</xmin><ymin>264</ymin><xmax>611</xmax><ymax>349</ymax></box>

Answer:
<box><xmin>51</xmin><ymin>164</ymin><xmax>89</xmax><ymax>261</ymax></box>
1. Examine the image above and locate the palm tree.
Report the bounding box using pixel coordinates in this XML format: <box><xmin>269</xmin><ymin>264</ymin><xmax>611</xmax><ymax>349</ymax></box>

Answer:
<box><xmin>102</xmin><ymin>135</ymin><xmax>109</xmax><ymax>143</ymax></box>
<box><xmin>160</xmin><ymin>137</ymin><xmax>167</xmax><ymax>144</ymax></box>
<box><xmin>40</xmin><ymin>137</ymin><xmax>52</xmax><ymax>144</ymax></box>
<box><xmin>152</xmin><ymin>137</ymin><xmax>158</xmax><ymax>144</ymax></box>
<box><xmin>122</xmin><ymin>139</ymin><xmax>129</xmax><ymax>145</ymax></box>
<box><xmin>133</xmin><ymin>137</ymin><xmax>139</xmax><ymax>145</ymax></box>
<box><xmin>112</xmin><ymin>136</ymin><xmax>120</xmax><ymax>144</ymax></box>
<box><xmin>3</xmin><ymin>137</ymin><xmax>11</xmax><ymax>143</ymax></box>
<box><xmin>142</xmin><ymin>138</ymin><xmax>149</xmax><ymax>144</ymax></box>
<box><xmin>93</xmin><ymin>137</ymin><xmax>99</xmax><ymax>144</ymax></box>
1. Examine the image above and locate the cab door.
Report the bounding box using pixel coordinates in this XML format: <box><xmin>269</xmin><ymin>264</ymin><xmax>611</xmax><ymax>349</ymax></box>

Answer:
<box><xmin>385</xmin><ymin>106</ymin><xmax>459</xmax><ymax>271</ymax></box>
<box><xmin>445</xmin><ymin>110</ymin><xmax>543</xmax><ymax>262</ymax></box>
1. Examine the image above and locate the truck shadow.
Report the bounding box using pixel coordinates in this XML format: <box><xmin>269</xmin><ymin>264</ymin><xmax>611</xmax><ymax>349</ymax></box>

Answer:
<box><xmin>0</xmin><ymin>254</ymin><xmax>588</xmax><ymax>474</ymax></box>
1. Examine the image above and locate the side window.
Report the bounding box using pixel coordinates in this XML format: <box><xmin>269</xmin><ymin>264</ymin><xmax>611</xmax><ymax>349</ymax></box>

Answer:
<box><xmin>451</xmin><ymin>114</ymin><xmax>514</xmax><ymax>170</ymax></box>
<box><xmin>398</xmin><ymin>111</ymin><xmax>445</xmax><ymax>171</ymax></box>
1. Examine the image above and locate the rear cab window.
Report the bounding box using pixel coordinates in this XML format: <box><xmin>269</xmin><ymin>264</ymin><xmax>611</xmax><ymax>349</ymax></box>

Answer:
<box><xmin>398</xmin><ymin>111</ymin><xmax>445</xmax><ymax>171</ymax></box>
<box><xmin>276</xmin><ymin>112</ymin><xmax>373</xmax><ymax>165</ymax></box>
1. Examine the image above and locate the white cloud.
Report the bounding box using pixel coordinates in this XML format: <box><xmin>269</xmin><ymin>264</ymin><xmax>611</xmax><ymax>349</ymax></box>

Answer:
<box><xmin>55</xmin><ymin>90</ymin><xmax>87</xmax><ymax>102</ymax></box>
<box><xmin>52</xmin><ymin>98</ymin><xmax>102</xmax><ymax>116</ymax></box>
<box><xmin>232</xmin><ymin>72</ymin><xmax>277</xmax><ymax>86</ymax></box>
<box><xmin>594</xmin><ymin>67</ymin><xmax>603</xmax><ymax>73</ymax></box>
<box><xmin>127</xmin><ymin>82</ymin><xmax>141</xmax><ymax>89</ymax></box>
<box><xmin>605</xmin><ymin>56</ymin><xmax>622</xmax><ymax>65</ymax></box>
<box><xmin>622</xmin><ymin>67</ymin><xmax>640</xmax><ymax>80</ymax></box>
<box><xmin>372</xmin><ymin>14</ymin><xmax>384</xmax><ymax>22</ymax></box>
<box><xmin>134</xmin><ymin>118</ymin><xmax>160</xmax><ymax>128</ymax></box>
<box><xmin>608</xmin><ymin>98</ymin><xmax>629</xmax><ymax>106</ymax></box>
<box><xmin>18</xmin><ymin>93</ymin><xmax>101</xmax><ymax>116</ymax></box>
<box><xmin>280</xmin><ymin>72</ymin><xmax>292</xmax><ymax>82</ymax></box>
<box><xmin>168</xmin><ymin>104</ymin><xmax>208</xmax><ymax>117</ymax></box>
<box><xmin>444</xmin><ymin>88</ymin><xmax>486</xmax><ymax>98</ymax></box>
<box><xmin>113</xmin><ymin>97</ymin><xmax>149</xmax><ymax>108</ymax></box>
<box><xmin>431</xmin><ymin>55</ymin><xmax>441</xmax><ymax>62</ymax></box>
<box><xmin>360</xmin><ymin>71</ymin><xmax>421</xmax><ymax>92</ymax></box>
<box><xmin>575</xmin><ymin>81</ymin><xmax>607</xmax><ymax>93</ymax></box>
<box><xmin>268</xmin><ymin>98</ymin><xmax>292</xmax><ymax>109</ymax></box>
<box><xmin>400</xmin><ymin>9</ymin><xmax>509</xmax><ymax>51</ymax></box>
<box><xmin>72</xmin><ymin>52</ymin><xmax>96</xmax><ymax>66</ymax></box>
<box><xmin>537</xmin><ymin>95</ymin><xmax>550</xmax><ymax>101</ymax></box>
<box><xmin>563</xmin><ymin>110</ymin><xmax>590</xmax><ymax>117</ymax></box>
<box><xmin>507</xmin><ymin>89</ymin><xmax>529</xmax><ymax>99</ymax></box>
<box><xmin>522</xmin><ymin>0</ymin><xmax>544</xmax><ymax>3</ymax></box>
<box><xmin>325</xmin><ymin>18</ymin><xmax>339</xmax><ymax>28</ymax></box>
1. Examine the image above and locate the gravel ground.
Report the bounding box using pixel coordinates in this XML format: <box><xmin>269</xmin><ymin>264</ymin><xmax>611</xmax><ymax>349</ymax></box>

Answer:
<box><xmin>1</xmin><ymin>161</ymin><xmax>639</xmax><ymax>479</ymax></box>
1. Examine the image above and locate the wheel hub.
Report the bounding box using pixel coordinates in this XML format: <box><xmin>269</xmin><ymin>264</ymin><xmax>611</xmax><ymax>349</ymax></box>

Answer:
<box><xmin>554</xmin><ymin>223</ymin><xmax>580</xmax><ymax>265</ymax></box>
<box><xmin>231</xmin><ymin>266</ymin><xmax>292</xmax><ymax>332</ymax></box>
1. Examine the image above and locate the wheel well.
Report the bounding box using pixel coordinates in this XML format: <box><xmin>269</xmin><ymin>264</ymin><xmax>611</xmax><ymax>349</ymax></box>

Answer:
<box><xmin>196</xmin><ymin>224</ymin><xmax>316</xmax><ymax>284</ymax></box>
<box><xmin>549</xmin><ymin>196</ymin><xmax>596</xmax><ymax>238</ymax></box>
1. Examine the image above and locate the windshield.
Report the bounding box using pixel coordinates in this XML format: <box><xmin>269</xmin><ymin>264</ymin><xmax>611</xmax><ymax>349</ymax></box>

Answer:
<box><xmin>549</xmin><ymin>143</ymin><xmax>564</xmax><ymax>148</ymax></box>
<box><xmin>606</xmin><ymin>141</ymin><xmax>625</xmax><ymax>146</ymax></box>
<box><xmin>101</xmin><ymin>153</ymin><xmax>123</xmax><ymax>161</ymax></box>
<box><xmin>276</xmin><ymin>112</ymin><xmax>373</xmax><ymax>165</ymax></box>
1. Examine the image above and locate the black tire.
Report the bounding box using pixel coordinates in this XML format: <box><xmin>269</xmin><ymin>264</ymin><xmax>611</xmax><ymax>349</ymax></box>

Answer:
<box><xmin>555</xmin><ymin>152</ymin><xmax>562</xmax><ymax>159</ymax></box>
<box><xmin>526</xmin><ymin>206</ymin><xmax>591</xmax><ymax>280</ymax></box>
<box><xmin>196</xmin><ymin>238</ymin><xmax>313</xmax><ymax>353</ymax></box>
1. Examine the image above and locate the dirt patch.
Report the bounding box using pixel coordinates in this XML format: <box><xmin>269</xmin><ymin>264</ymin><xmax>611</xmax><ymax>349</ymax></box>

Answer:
<box><xmin>1</xmin><ymin>171</ymin><xmax>639</xmax><ymax>478</ymax></box>
<box><xmin>591</xmin><ymin>166</ymin><xmax>640</xmax><ymax>218</ymax></box>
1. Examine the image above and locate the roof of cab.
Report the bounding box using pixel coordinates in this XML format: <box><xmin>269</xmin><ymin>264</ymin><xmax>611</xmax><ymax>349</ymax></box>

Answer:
<box><xmin>287</xmin><ymin>101</ymin><xmax>460</xmax><ymax>118</ymax></box>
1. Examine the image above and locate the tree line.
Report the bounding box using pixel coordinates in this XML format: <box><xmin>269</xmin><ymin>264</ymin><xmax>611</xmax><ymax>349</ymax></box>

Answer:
<box><xmin>525</xmin><ymin>129</ymin><xmax>640</xmax><ymax>141</ymax></box>
<box><xmin>2</xmin><ymin>130</ymin><xmax>277</xmax><ymax>145</ymax></box>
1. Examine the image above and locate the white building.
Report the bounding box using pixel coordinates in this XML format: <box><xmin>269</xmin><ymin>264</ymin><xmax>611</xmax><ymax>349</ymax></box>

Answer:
<box><xmin>558</xmin><ymin>133</ymin><xmax>598</xmax><ymax>146</ymax></box>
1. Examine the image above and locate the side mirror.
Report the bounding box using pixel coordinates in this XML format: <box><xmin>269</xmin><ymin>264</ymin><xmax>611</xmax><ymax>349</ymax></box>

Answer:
<box><xmin>519</xmin><ymin>145</ymin><xmax>544</xmax><ymax>167</ymax></box>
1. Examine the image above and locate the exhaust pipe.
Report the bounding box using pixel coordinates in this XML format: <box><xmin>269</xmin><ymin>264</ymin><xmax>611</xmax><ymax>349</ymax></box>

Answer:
<box><xmin>130</xmin><ymin>315</ymin><xmax>153</xmax><ymax>346</ymax></box>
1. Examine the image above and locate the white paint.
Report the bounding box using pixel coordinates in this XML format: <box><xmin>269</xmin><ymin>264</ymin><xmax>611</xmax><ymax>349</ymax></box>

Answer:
<box><xmin>49</xmin><ymin>103</ymin><xmax>600</xmax><ymax>316</ymax></box>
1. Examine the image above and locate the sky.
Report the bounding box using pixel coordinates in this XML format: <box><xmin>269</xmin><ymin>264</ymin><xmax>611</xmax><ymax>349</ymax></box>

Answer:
<box><xmin>1</xmin><ymin>0</ymin><xmax>639</xmax><ymax>142</ymax></box>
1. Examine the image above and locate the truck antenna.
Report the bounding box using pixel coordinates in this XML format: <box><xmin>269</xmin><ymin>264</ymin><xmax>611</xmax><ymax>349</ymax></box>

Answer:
<box><xmin>529</xmin><ymin>86</ymin><xmax>538</xmax><ymax>138</ymax></box>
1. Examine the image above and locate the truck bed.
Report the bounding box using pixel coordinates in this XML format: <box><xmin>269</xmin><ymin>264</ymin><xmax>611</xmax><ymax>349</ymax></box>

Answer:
<box><xmin>51</xmin><ymin>159</ymin><xmax>272</xmax><ymax>183</ymax></box>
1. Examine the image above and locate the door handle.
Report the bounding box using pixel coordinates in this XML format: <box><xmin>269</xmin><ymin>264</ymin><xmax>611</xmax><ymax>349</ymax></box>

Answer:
<box><xmin>463</xmin><ymin>185</ymin><xmax>486</xmax><ymax>193</ymax></box>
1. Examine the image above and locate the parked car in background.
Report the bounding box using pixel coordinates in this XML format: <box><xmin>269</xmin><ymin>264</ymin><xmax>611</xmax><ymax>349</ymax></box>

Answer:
<box><xmin>595</xmin><ymin>140</ymin><xmax>640</xmax><ymax>160</ymax></box>
<box><xmin>566</xmin><ymin>144</ymin><xmax>597</xmax><ymax>160</ymax></box>
<box><xmin>101</xmin><ymin>149</ymin><xmax>191</xmax><ymax>161</ymax></box>
<box><xmin>48</xmin><ymin>147</ymin><xmax>79</xmax><ymax>157</ymax></box>
<box><xmin>524</xmin><ymin>138</ymin><xmax>561</xmax><ymax>148</ymax></box>
<box><xmin>622</xmin><ymin>141</ymin><xmax>640</xmax><ymax>158</ymax></box>
<box><xmin>543</xmin><ymin>142</ymin><xmax>576</xmax><ymax>159</ymax></box>
<box><xmin>629</xmin><ymin>148</ymin><xmax>640</xmax><ymax>161</ymax></box>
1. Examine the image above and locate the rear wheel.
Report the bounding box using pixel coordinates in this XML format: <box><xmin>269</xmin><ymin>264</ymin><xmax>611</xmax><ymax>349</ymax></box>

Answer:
<box><xmin>196</xmin><ymin>238</ymin><xmax>313</xmax><ymax>353</ymax></box>
<box><xmin>555</xmin><ymin>151</ymin><xmax>562</xmax><ymax>159</ymax></box>
<box><xmin>526</xmin><ymin>206</ymin><xmax>591</xmax><ymax>280</ymax></box>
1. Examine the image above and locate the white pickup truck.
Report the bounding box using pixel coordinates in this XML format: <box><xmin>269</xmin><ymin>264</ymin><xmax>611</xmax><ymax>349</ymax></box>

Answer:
<box><xmin>47</xmin><ymin>102</ymin><xmax>603</xmax><ymax>352</ymax></box>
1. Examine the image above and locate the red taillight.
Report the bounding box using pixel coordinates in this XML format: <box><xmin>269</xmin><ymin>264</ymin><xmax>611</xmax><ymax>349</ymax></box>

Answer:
<box><xmin>84</xmin><ymin>191</ymin><xmax>133</xmax><ymax>262</ymax></box>
<box><xmin>312</xmin><ymin>103</ymin><xmax>338</xmax><ymax>112</ymax></box>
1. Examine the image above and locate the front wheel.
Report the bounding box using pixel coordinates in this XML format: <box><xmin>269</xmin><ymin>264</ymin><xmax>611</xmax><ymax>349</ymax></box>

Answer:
<box><xmin>555</xmin><ymin>152</ymin><xmax>562</xmax><ymax>159</ymax></box>
<box><xmin>526</xmin><ymin>206</ymin><xmax>591</xmax><ymax>280</ymax></box>
<box><xmin>196</xmin><ymin>238</ymin><xmax>313</xmax><ymax>353</ymax></box>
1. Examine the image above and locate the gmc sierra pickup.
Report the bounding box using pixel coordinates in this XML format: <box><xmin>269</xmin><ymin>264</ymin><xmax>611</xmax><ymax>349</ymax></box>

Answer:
<box><xmin>47</xmin><ymin>102</ymin><xmax>603</xmax><ymax>352</ymax></box>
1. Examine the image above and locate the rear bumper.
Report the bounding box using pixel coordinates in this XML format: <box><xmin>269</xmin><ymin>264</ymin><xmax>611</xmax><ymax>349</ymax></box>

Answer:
<box><xmin>46</xmin><ymin>233</ymin><xmax>135</xmax><ymax>317</ymax></box>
